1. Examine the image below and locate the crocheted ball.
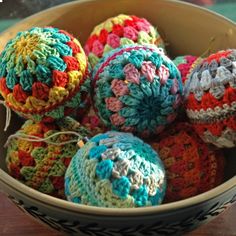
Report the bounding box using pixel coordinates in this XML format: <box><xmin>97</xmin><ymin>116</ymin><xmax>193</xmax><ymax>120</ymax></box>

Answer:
<box><xmin>6</xmin><ymin>117</ymin><xmax>90</xmax><ymax>199</ymax></box>
<box><xmin>92</xmin><ymin>44</ymin><xmax>183</xmax><ymax>137</ymax></box>
<box><xmin>84</xmin><ymin>14</ymin><xmax>165</xmax><ymax>67</ymax></box>
<box><xmin>184</xmin><ymin>49</ymin><xmax>236</xmax><ymax>148</ymax></box>
<box><xmin>0</xmin><ymin>27</ymin><xmax>90</xmax><ymax>122</ymax></box>
<box><xmin>65</xmin><ymin>131</ymin><xmax>166</xmax><ymax>207</ymax></box>
<box><xmin>149</xmin><ymin>122</ymin><xmax>225</xmax><ymax>202</ymax></box>
<box><xmin>173</xmin><ymin>55</ymin><xmax>200</xmax><ymax>84</ymax></box>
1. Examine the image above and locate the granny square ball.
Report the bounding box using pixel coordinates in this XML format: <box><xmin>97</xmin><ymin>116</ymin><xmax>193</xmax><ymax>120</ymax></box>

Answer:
<box><xmin>173</xmin><ymin>55</ymin><xmax>200</xmax><ymax>84</ymax></box>
<box><xmin>184</xmin><ymin>49</ymin><xmax>236</xmax><ymax>148</ymax></box>
<box><xmin>92</xmin><ymin>44</ymin><xmax>183</xmax><ymax>137</ymax></box>
<box><xmin>149</xmin><ymin>122</ymin><xmax>225</xmax><ymax>202</ymax></box>
<box><xmin>65</xmin><ymin>131</ymin><xmax>166</xmax><ymax>207</ymax></box>
<box><xmin>6</xmin><ymin>117</ymin><xmax>90</xmax><ymax>199</ymax></box>
<box><xmin>0</xmin><ymin>27</ymin><xmax>90</xmax><ymax>122</ymax></box>
<box><xmin>84</xmin><ymin>14</ymin><xmax>165</xmax><ymax>68</ymax></box>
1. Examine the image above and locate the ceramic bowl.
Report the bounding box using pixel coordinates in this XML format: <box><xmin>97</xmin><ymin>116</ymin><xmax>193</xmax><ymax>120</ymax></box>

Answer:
<box><xmin>0</xmin><ymin>0</ymin><xmax>236</xmax><ymax>235</ymax></box>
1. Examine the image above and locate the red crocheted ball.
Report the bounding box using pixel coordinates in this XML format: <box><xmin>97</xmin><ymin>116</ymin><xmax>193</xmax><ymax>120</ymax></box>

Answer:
<box><xmin>184</xmin><ymin>49</ymin><xmax>236</xmax><ymax>148</ymax></box>
<box><xmin>173</xmin><ymin>55</ymin><xmax>200</xmax><ymax>84</ymax></box>
<box><xmin>149</xmin><ymin>122</ymin><xmax>225</xmax><ymax>202</ymax></box>
<box><xmin>84</xmin><ymin>14</ymin><xmax>165</xmax><ymax>68</ymax></box>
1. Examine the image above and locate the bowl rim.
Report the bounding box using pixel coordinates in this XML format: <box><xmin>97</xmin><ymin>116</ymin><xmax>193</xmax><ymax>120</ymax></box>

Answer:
<box><xmin>1</xmin><ymin>170</ymin><xmax>236</xmax><ymax>216</ymax></box>
<box><xmin>0</xmin><ymin>0</ymin><xmax>236</xmax><ymax>217</ymax></box>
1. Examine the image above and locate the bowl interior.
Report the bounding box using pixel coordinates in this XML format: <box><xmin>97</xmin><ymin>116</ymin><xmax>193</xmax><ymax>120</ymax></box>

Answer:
<box><xmin>0</xmin><ymin>0</ymin><xmax>236</xmax><ymax>206</ymax></box>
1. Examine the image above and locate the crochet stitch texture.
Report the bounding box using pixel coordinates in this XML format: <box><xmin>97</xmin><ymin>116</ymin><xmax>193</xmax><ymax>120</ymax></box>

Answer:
<box><xmin>92</xmin><ymin>44</ymin><xmax>183</xmax><ymax>137</ymax></box>
<box><xmin>0</xmin><ymin>27</ymin><xmax>90</xmax><ymax>122</ymax></box>
<box><xmin>84</xmin><ymin>14</ymin><xmax>165</xmax><ymax>68</ymax></box>
<box><xmin>150</xmin><ymin>122</ymin><xmax>225</xmax><ymax>202</ymax></box>
<box><xmin>65</xmin><ymin>131</ymin><xmax>166</xmax><ymax>207</ymax></box>
<box><xmin>173</xmin><ymin>55</ymin><xmax>199</xmax><ymax>84</ymax></box>
<box><xmin>6</xmin><ymin>117</ymin><xmax>90</xmax><ymax>199</ymax></box>
<box><xmin>184</xmin><ymin>49</ymin><xmax>236</xmax><ymax>148</ymax></box>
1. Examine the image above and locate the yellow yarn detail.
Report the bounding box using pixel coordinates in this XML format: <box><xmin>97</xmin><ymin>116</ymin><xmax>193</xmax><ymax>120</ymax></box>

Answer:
<box><xmin>18</xmin><ymin>139</ymin><xmax>33</xmax><ymax>153</ymax></box>
<box><xmin>73</xmin><ymin>38</ymin><xmax>83</xmax><ymax>51</ymax></box>
<box><xmin>23</xmin><ymin>123</ymin><xmax>41</xmax><ymax>135</ymax></box>
<box><xmin>67</xmin><ymin>71</ymin><xmax>82</xmax><ymax>89</ymax></box>
<box><xmin>75</xmin><ymin>53</ymin><xmax>87</xmax><ymax>73</ymax></box>
<box><xmin>92</xmin><ymin>23</ymin><xmax>106</xmax><ymax>36</ymax></box>
<box><xmin>8</xmin><ymin>151</ymin><xmax>20</xmax><ymax>165</ymax></box>
<box><xmin>26</xmin><ymin>97</ymin><xmax>47</xmax><ymax>110</ymax></box>
<box><xmin>14</xmin><ymin>33</ymin><xmax>40</xmax><ymax>63</ymax></box>
<box><xmin>49</xmin><ymin>87</ymin><xmax>69</xmax><ymax>103</ymax></box>
<box><xmin>6</xmin><ymin>94</ymin><xmax>23</xmax><ymax>109</ymax></box>
<box><xmin>111</xmin><ymin>14</ymin><xmax>131</xmax><ymax>25</ymax></box>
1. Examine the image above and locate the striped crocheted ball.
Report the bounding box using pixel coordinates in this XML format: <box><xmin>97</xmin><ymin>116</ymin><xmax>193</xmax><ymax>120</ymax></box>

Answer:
<box><xmin>184</xmin><ymin>49</ymin><xmax>236</xmax><ymax>148</ymax></box>
<box><xmin>173</xmin><ymin>55</ymin><xmax>200</xmax><ymax>84</ymax></box>
<box><xmin>6</xmin><ymin>117</ymin><xmax>90</xmax><ymax>199</ymax></box>
<box><xmin>92</xmin><ymin>45</ymin><xmax>183</xmax><ymax>137</ymax></box>
<box><xmin>84</xmin><ymin>14</ymin><xmax>165</xmax><ymax>68</ymax></box>
<box><xmin>0</xmin><ymin>27</ymin><xmax>90</xmax><ymax>122</ymax></box>
<box><xmin>149</xmin><ymin>123</ymin><xmax>225</xmax><ymax>202</ymax></box>
<box><xmin>65</xmin><ymin>131</ymin><xmax>166</xmax><ymax>207</ymax></box>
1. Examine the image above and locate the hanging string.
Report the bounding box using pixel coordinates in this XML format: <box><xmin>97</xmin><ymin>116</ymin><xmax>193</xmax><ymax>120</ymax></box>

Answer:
<box><xmin>4</xmin><ymin>130</ymin><xmax>88</xmax><ymax>148</ymax></box>
<box><xmin>0</xmin><ymin>100</ymin><xmax>11</xmax><ymax>132</ymax></box>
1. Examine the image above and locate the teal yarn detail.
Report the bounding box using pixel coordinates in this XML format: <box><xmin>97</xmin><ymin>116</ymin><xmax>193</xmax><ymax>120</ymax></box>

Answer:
<box><xmin>47</xmin><ymin>55</ymin><xmax>67</xmax><ymax>71</ymax></box>
<box><xmin>54</xmin><ymin>42</ymin><xmax>72</xmax><ymax>56</ymax></box>
<box><xmin>132</xmin><ymin>185</ymin><xmax>148</xmax><ymax>207</ymax></box>
<box><xmin>89</xmin><ymin>145</ymin><xmax>108</xmax><ymax>159</ymax></box>
<box><xmin>36</xmin><ymin>65</ymin><xmax>52</xmax><ymax>85</ymax></box>
<box><xmin>96</xmin><ymin>159</ymin><xmax>113</xmax><ymax>179</ymax></box>
<box><xmin>20</xmin><ymin>70</ymin><xmax>34</xmax><ymax>91</ymax></box>
<box><xmin>112</xmin><ymin>176</ymin><xmax>131</xmax><ymax>199</ymax></box>
<box><xmin>128</xmin><ymin>50</ymin><xmax>144</xmax><ymax>69</ymax></box>
<box><xmin>92</xmin><ymin>44</ymin><xmax>183</xmax><ymax>137</ymax></box>
<box><xmin>65</xmin><ymin>131</ymin><xmax>166</xmax><ymax>208</ymax></box>
<box><xmin>6</xmin><ymin>69</ymin><xmax>18</xmax><ymax>90</ymax></box>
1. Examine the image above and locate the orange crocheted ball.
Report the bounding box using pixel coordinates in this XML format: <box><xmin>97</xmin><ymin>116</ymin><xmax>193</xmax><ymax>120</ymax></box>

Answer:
<box><xmin>149</xmin><ymin>122</ymin><xmax>225</xmax><ymax>202</ymax></box>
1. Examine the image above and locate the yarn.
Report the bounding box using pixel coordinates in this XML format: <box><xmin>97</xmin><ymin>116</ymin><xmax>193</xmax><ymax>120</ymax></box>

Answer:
<box><xmin>173</xmin><ymin>55</ymin><xmax>200</xmax><ymax>84</ymax></box>
<box><xmin>6</xmin><ymin>117</ymin><xmax>90</xmax><ymax>199</ymax></box>
<box><xmin>92</xmin><ymin>44</ymin><xmax>183</xmax><ymax>137</ymax></box>
<box><xmin>184</xmin><ymin>49</ymin><xmax>236</xmax><ymax>148</ymax></box>
<box><xmin>65</xmin><ymin>131</ymin><xmax>166</xmax><ymax>207</ymax></box>
<box><xmin>80</xmin><ymin>105</ymin><xmax>107</xmax><ymax>136</ymax></box>
<box><xmin>149</xmin><ymin>122</ymin><xmax>225</xmax><ymax>202</ymax></box>
<box><xmin>0</xmin><ymin>27</ymin><xmax>90</xmax><ymax>122</ymax></box>
<box><xmin>84</xmin><ymin>14</ymin><xmax>165</xmax><ymax>67</ymax></box>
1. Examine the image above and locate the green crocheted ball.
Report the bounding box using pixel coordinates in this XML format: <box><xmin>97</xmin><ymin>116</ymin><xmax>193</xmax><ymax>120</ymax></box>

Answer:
<box><xmin>0</xmin><ymin>27</ymin><xmax>90</xmax><ymax>122</ymax></box>
<box><xmin>6</xmin><ymin>117</ymin><xmax>90</xmax><ymax>199</ymax></box>
<box><xmin>65</xmin><ymin>131</ymin><xmax>166</xmax><ymax>207</ymax></box>
<box><xmin>92</xmin><ymin>44</ymin><xmax>183</xmax><ymax>137</ymax></box>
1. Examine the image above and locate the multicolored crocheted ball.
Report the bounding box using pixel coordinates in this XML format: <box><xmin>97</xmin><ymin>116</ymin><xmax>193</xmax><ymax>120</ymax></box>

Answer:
<box><xmin>65</xmin><ymin>131</ymin><xmax>166</xmax><ymax>207</ymax></box>
<box><xmin>6</xmin><ymin>117</ymin><xmax>90</xmax><ymax>199</ymax></box>
<box><xmin>84</xmin><ymin>14</ymin><xmax>165</xmax><ymax>67</ymax></box>
<box><xmin>184</xmin><ymin>49</ymin><xmax>236</xmax><ymax>148</ymax></box>
<box><xmin>0</xmin><ymin>27</ymin><xmax>90</xmax><ymax>122</ymax></box>
<box><xmin>149</xmin><ymin>122</ymin><xmax>225</xmax><ymax>202</ymax></box>
<box><xmin>173</xmin><ymin>55</ymin><xmax>200</xmax><ymax>84</ymax></box>
<box><xmin>92</xmin><ymin>44</ymin><xmax>183</xmax><ymax>137</ymax></box>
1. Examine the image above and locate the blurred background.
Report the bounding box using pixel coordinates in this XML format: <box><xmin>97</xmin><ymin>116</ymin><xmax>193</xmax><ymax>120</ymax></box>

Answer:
<box><xmin>0</xmin><ymin>0</ymin><xmax>235</xmax><ymax>31</ymax></box>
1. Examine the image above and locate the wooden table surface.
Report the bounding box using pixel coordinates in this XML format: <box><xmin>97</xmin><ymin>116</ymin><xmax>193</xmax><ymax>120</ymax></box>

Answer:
<box><xmin>0</xmin><ymin>193</ymin><xmax>235</xmax><ymax>236</ymax></box>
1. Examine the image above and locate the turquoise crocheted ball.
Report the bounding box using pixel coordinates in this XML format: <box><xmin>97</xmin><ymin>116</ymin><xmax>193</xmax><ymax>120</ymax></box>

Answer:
<box><xmin>65</xmin><ymin>131</ymin><xmax>166</xmax><ymax>207</ymax></box>
<box><xmin>92</xmin><ymin>45</ymin><xmax>183</xmax><ymax>137</ymax></box>
<box><xmin>0</xmin><ymin>27</ymin><xmax>90</xmax><ymax>123</ymax></box>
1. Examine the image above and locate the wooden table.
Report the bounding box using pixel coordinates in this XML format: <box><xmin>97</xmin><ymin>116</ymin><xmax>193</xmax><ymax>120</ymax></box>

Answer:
<box><xmin>0</xmin><ymin>193</ymin><xmax>235</xmax><ymax>236</ymax></box>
